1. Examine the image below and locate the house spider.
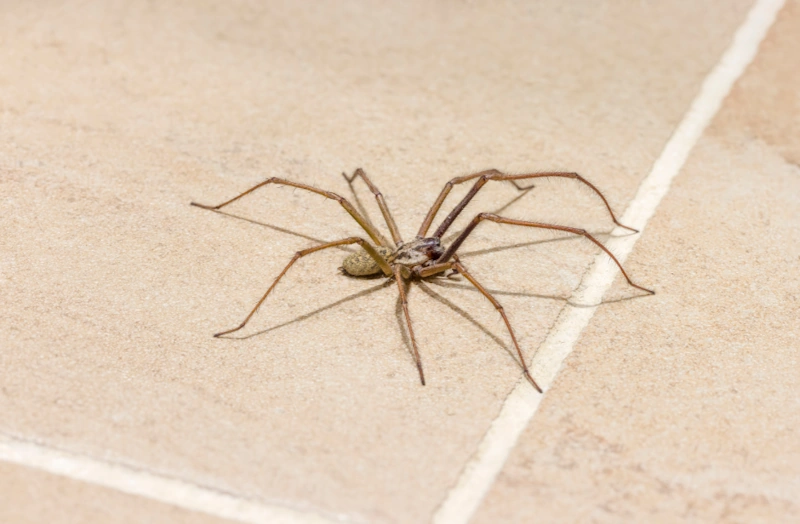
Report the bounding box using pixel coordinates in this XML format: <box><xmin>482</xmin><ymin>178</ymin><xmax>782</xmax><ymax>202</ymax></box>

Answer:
<box><xmin>191</xmin><ymin>169</ymin><xmax>654</xmax><ymax>392</ymax></box>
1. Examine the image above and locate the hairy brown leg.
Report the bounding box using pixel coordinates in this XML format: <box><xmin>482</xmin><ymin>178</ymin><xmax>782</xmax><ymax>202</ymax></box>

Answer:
<box><xmin>343</xmin><ymin>168</ymin><xmax>403</xmax><ymax>247</ymax></box>
<box><xmin>418</xmin><ymin>170</ymin><xmax>637</xmax><ymax>239</ymax></box>
<box><xmin>451</xmin><ymin>257</ymin><xmax>543</xmax><ymax>393</ymax></box>
<box><xmin>394</xmin><ymin>266</ymin><xmax>425</xmax><ymax>385</ymax></box>
<box><xmin>439</xmin><ymin>213</ymin><xmax>655</xmax><ymax>295</ymax></box>
<box><xmin>417</xmin><ymin>169</ymin><xmax>534</xmax><ymax>237</ymax></box>
<box><xmin>213</xmin><ymin>237</ymin><xmax>391</xmax><ymax>338</ymax></box>
<box><xmin>191</xmin><ymin>177</ymin><xmax>386</xmax><ymax>247</ymax></box>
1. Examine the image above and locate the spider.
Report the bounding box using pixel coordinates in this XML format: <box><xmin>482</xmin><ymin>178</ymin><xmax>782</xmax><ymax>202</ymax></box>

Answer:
<box><xmin>191</xmin><ymin>168</ymin><xmax>654</xmax><ymax>392</ymax></box>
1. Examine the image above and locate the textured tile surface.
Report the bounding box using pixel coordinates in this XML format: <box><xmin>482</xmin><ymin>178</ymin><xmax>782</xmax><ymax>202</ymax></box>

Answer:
<box><xmin>473</xmin><ymin>2</ymin><xmax>800</xmax><ymax>522</ymax></box>
<box><xmin>0</xmin><ymin>461</ymin><xmax>236</xmax><ymax>524</ymax></box>
<box><xmin>0</xmin><ymin>1</ymin><xmax>770</xmax><ymax>522</ymax></box>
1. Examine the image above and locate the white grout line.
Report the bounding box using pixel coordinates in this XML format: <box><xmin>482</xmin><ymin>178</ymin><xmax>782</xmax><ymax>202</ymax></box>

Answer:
<box><xmin>431</xmin><ymin>0</ymin><xmax>785</xmax><ymax>522</ymax></box>
<box><xmin>0</xmin><ymin>434</ymin><xmax>344</xmax><ymax>524</ymax></box>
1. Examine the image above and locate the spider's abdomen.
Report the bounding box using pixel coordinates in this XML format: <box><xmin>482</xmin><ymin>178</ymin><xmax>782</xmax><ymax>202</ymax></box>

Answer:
<box><xmin>342</xmin><ymin>246</ymin><xmax>392</xmax><ymax>276</ymax></box>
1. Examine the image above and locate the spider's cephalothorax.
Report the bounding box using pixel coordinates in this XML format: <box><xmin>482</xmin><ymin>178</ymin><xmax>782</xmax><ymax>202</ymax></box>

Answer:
<box><xmin>192</xmin><ymin>168</ymin><xmax>655</xmax><ymax>393</ymax></box>
<box><xmin>391</xmin><ymin>237</ymin><xmax>445</xmax><ymax>268</ymax></box>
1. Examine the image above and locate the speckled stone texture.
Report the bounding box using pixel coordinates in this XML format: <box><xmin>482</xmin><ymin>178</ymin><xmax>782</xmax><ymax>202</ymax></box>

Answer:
<box><xmin>474</xmin><ymin>2</ymin><xmax>800</xmax><ymax>522</ymax></box>
<box><xmin>0</xmin><ymin>461</ymin><xmax>237</xmax><ymax>524</ymax></box>
<box><xmin>3</xmin><ymin>1</ymin><xmax>792</xmax><ymax>522</ymax></box>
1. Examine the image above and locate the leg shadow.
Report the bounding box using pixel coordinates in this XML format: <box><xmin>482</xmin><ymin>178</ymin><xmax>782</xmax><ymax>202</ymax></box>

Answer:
<box><xmin>221</xmin><ymin>280</ymin><xmax>393</xmax><ymax>340</ymax></box>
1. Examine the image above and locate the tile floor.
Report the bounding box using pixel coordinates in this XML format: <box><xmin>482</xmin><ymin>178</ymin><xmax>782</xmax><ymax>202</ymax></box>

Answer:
<box><xmin>1</xmin><ymin>1</ymin><xmax>796</xmax><ymax>522</ymax></box>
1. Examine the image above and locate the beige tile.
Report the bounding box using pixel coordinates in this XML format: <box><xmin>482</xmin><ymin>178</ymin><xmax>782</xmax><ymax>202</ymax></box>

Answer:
<box><xmin>0</xmin><ymin>1</ymin><xmax>752</xmax><ymax>521</ymax></box>
<box><xmin>0</xmin><ymin>461</ymin><xmax>236</xmax><ymax>524</ymax></box>
<box><xmin>714</xmin><ymin>0</ymin><xmax>800</xmax><ymax>164</ymax></box>
<box><xmin>474</xmin><ymin>2</ymin><xmax>800</xmax><ymax>522</ymax></box>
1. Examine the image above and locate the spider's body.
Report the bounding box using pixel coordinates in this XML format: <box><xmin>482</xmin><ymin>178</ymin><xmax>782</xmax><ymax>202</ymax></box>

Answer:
<box><xmin>343</xmin><ymin>237</ymin><xmax>446</xmax><ymax>277</ymax></box>
<box><xmin>192</xmin><ymin>168</ymin><xmax>654</xmax><ymax>393</ymax></box>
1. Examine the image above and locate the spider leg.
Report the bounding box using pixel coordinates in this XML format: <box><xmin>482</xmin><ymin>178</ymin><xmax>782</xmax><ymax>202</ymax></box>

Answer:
<box><xmin>450</xmin><ymin>257</ymin><xmax>542</xmax><ymax>393</ymax></box>
<box><xmin>394</xmin><ymin>266</ymin><xmax>425</xmax><ymax>385</ymax></box>
<box><xmin>413</xmin><ymin>261</ymin><xmax>456</xmax><ymax>279</ymax></box>
<box><xmin>413</xmin><ymin>257</ymin><xmax>541</xmax><ymax>391</ymax></box>
<box><xmin>438</xmin><ymin>213</ymin><xmax>655</xmax><ymax>295</ymax></box>
<box><xmin>419</xmin><ymin>169</ymin><xmax>517</xmax><ymax>237</ymax></box>
<box><xmin>191</xmin><ymin>177</ymin><xmax>387</xmax><ymax>247</ymax></box>
<box><xmin>342</xmin><ymin>168</ymin><xmax>403</xmax><ymax>247</ymax></box>
<box><xmin>419</xmin><ymin>170</ymin><xmax>637</xmax><ymax>239</ymax></box>
<box><xmin>213</xmin><ymin>237</ymin><xmax>391</xmax><ymax>338</ymax></box>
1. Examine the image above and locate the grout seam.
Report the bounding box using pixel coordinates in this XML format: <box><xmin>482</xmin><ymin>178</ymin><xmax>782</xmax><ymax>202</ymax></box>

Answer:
<box><xmin>0</xmin><ymin>433</ymin><xmax>345</xmax><ymax>524</ymax></box>
<box><xmin>431</xmin><ymin>0</ymin><xmax>786</xmax><ymax>522</ymax></box>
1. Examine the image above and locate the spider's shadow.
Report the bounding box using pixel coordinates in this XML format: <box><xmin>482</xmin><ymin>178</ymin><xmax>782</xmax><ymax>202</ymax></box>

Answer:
<box><xmin>219</xmin><ymin>272</ymin><xmax>531</xmax><ymax>377</ymax></box>
<box><xmin>194</xmin><ymin>208</ymin><xmax>357</xmax><ymax>253</ymax></box>
<box><xmin>225</xmin><ymin>280</ymin><xmax>394</xmax><ymax>340</ymax></box>
<box><xmin>217</xmin><ymin>268</ymin><xmax>647</xmax><ymax>369</ymax></box>
<box><xmin>200</xmin><ymin>176</ymin><xmax>650</xmax><ymax>355</ymax></box>
<box><xmin>394</xmin><ymin>274</ymin><xmax>652</xmax><ymax>372</ymax></box>
<box><xmin>200</xmin><ymin>181</ymin><xmax>564</xmax><ymax>350</ymax></box>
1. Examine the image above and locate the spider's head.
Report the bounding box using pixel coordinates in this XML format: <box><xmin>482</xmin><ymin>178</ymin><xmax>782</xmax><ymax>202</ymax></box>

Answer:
<box><xmin>420</xmin><ymin>237</ymin><xmax>446</xmax><ymax>260</ymax></box>
<box><xmin>391</xmin><ymin>237</ymin><xmax>445</xmax><ymax>268</ymax></box>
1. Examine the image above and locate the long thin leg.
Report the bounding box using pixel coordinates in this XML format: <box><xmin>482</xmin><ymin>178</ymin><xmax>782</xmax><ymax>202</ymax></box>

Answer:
<box><xmin>418</xmin><ymin>169</ymin><xmax>533</xmax><ymax>238</ymax></box>
<box><xmin>213</xmin><ymin>237</ymin><xmax>391</xmax><ymax>337</ymax></box>
<box><xmin>340</xmin><ymin>171</ymin><xmax>389</xmax><ymax>248</ymax></box>
<box><xmin>394</xmin><ymin>265</ymin><xmax>425</xmax><ymax>385</ymax></box>
<box><xmin>451</xmin><ymin>257</ymin><xmax>542</xmax><ymax>393</ymax></box>
<box><xmin>411</xmin><ymin>257</ymin><xmax>541</xmax><ymax>391</ymax></box>
<box><xmin>343</xmin><ymin>169</ymin><xmax>403</xmax><ymax>246</ymax></box>
<box><xmin>417</xmin><ymin>170</ymin><xmax>636</xmax><ymax>239</ymax></box>
<box><xmin>439</xmin><ymin>213</ymin><xmax>655</xmax><ymax>295</ymax></box>
<box><xmin>191</xmin><ymin>177</ymin><xmax>386</xmax><ymax>247</ymax></box>
<box><xmin>439</xmin><ymin>184</ymin><xmax>535</xmax><ymax>246</ymax></box>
